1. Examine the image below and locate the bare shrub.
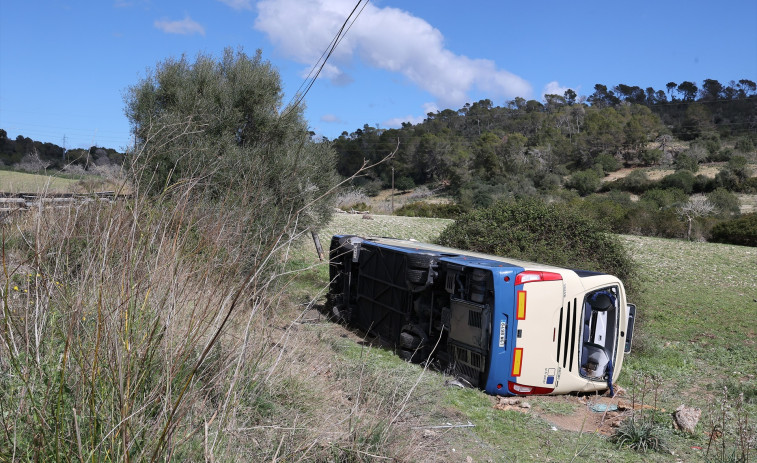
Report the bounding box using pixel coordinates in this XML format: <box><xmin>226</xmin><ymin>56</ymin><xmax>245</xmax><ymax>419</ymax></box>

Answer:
<box><xmin>336</xmin><ymin>187</ymin><xmax>370</xmax><ymax>210</ymax></box>
<box><xmin>15</xmin><ymin>148</ymin><xmax>51</xmax><ymax>172</ymax></box>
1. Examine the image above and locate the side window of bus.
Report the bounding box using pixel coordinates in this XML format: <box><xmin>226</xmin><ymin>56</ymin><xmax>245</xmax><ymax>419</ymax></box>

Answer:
<box><xmin>580</xmin><ymin>287</ymin><xmax>619</xmax><ymax>379</ymax></box>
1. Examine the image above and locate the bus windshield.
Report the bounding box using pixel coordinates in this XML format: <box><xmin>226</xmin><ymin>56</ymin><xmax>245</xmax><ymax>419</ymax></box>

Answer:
<box><xmin>579</xmin><ymin>286</ymin><xmax>620</xmax><ymax>380</ymax></box>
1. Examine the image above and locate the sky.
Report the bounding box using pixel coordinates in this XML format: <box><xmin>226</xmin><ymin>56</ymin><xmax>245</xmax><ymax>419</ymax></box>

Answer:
<box><xmin>1</xmin><ymin>0</ymin><xmax>756</xmax><ymax>151</ymax></box>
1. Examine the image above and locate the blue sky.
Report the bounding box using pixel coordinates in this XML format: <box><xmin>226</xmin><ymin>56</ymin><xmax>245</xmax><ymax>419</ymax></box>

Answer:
<box><xmin>1</xmin><ymin>0</ymin><xmax>756</xmax><ymax>151</ymax></box>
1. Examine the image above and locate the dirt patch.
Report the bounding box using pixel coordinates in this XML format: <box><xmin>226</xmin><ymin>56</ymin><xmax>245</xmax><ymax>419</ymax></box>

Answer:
<box><xmin>602</xmin><ymin>164</ymin><xmax>727</xmax><ymax>183</ymax></box>
<box><xmin>495</xmin><ymin>393</ymin><xmax>665</xmax><ymax>436</ymax></box>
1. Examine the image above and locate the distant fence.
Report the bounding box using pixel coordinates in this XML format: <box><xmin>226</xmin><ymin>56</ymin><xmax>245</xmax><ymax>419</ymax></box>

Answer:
<box><xmin>0</xmin><ymin>191</ymin><xmax>132</xmax><ymax>221</ymax></box>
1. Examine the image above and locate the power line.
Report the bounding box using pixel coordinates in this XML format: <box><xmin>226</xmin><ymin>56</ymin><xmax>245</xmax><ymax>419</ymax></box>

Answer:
<box><xmin>283</xmin><ymin>0</ymin><xmax>369</xmax><ymax>119</ymax></box>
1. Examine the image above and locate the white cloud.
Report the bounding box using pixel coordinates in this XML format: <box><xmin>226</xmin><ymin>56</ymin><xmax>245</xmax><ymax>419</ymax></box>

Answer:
<box><xmin>320</xmin><ymin>114</ymin><xmax>343</xmax><ymax>123</ymax></box>
<box><xmin>383</xmin><ymin>102</ymin><xmax>437</xmax><ymax>128</ymax></box>
<box><xmin>254</xmin><ymin>0</ymin><xmax>532</xmax><ymax>108</ymax></box>
<box><xmin>154</xmin><ymin>14</ymin><xmax>205</xmax><ymax>36</ymax></box>
<box><xmin>542</xmin><ymin>81</ymin><xmax>570</xmax><ymax>99</ymax></box>
<box><xmin>217</xmin><ymin>0</ymin><xmax>253</xmax><ymax>11</ymax></box>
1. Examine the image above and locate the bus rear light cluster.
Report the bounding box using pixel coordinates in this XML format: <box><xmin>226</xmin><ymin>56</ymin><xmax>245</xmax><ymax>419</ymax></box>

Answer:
<box><xmin>508</xmin><ymin>382</ymin><xmax>555</xmax><ymax>395</ymax></box>
<box><xmin>515</xmin><ymin>271</ymin><xmax>562</xmax><ymax>285</ymax></box>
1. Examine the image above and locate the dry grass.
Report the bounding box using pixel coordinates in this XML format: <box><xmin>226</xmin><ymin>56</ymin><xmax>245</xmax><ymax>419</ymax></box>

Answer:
<box><xmin>0</xmin><ymin>167</ymin><xmax>450</xmax><ymax>461</ymax></box>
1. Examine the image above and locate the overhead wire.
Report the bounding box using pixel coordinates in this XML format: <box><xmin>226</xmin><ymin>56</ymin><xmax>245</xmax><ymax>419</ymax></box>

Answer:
<box><xmin>282</xmin><ymin>0</ymin><xmax>369</xmax><ymax>119</ymax></box>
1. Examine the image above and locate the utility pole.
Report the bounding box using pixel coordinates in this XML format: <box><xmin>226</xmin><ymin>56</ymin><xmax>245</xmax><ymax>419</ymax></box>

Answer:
<box><xmin>391</xmin><ymin>166</ymin><xmax>395</xmax><ymax>215</ymax></box>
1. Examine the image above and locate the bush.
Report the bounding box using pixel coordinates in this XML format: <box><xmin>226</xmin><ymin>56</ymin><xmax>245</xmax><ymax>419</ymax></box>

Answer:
<box><xmin>710</xmin><ymin>148</ymin><xmax>733</xmax><ymax>162</ymax></box>
<box><xmin>707</xmin><ymin>188</ymin><xmax>741</xmax><ymax>218</ymax></box>
<box><xmin>619</xmin><ymin>169</ymin><xmax>651</xmax><ymax>194</ymax></box>
<box><xmin>576</xmin><ymin>194</ymin><xmax>630</xmax><ymax>233</ymax></box>
<box><xmin>360</xmin><ymin>178</ymin><xmax>384</xmax><ymax>197</ymax></box>
<box><xmin>124</xmin><ymin>48</ymin><xmax>338</xmax><ymax>268</ymax></box>
<box><xmin>710</xmin><ymin>213</ymin><xmax>757</xmax><ymax>246</ymax></box>
<box><xmin>566</xmin><ymin>169</ymin><xmax>601</xmax><ymax>196</ymax></box>
<box><xmin>660</xmin><ymin>170</ymin><xmax>695</xmax><ymax>194</ymax></box>
<box><xmin>436</xmin><ymin>199</ymin><xmax>637</xmax><ymax>290</ymax></box>
<box><xmin>674</xmin><ymin>153</ymin><xmax>698</xmax><ymax>173</ymax></box>
<box><xmin>640</xmin><ymin>188</ymin><xmax>687</xmax><ymax>209</ymax></box>
<box><xmin>394</xmin><ymin>176</ymin><xmax>416</xmax><ymax>192</ymax></box>
<box><xmin>640</xmin><ymin>148</ymin><xmax>662</xmax><ymax>166</ymax></box>
<box><xmin>395</xmin><ymin>201</ymin><xmax>466</xmax><ymax>219</ymax></box>
<box><xmin>735</xmin><ymin>136</ymin><xmax>755</xmax><ymax>154</ymax></box>
<box><xmin>595</xmin><ymin>153</ymin><xmax>621</xmax><ymax>172</ymax></box>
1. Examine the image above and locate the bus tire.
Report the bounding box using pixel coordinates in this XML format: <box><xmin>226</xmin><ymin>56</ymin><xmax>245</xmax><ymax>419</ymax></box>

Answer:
<box><xmin>406</xmin><ymin>253</ymin><xmax>437</xmax><ymax>269</ymax></box>
<box><xmin>406</xmin><ymin>269</ymin><xmax>428</xmax><ymax>285</ymax></box>
<box><xmin>399</xmin><ymin>331</ymin><xmax>421</xmax><ymax>349</ymax></box>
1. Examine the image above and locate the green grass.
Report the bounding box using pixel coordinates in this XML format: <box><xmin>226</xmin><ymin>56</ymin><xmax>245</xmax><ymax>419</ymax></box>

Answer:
<box><xmin>289</xmin><ymin>213</ymin><xmax>757</xmax><ymax>462</ymax></box>
<box><xmin>0</xmin><ymin>169</ymin><xmax>81</xmax><ymax>193</ymax></box>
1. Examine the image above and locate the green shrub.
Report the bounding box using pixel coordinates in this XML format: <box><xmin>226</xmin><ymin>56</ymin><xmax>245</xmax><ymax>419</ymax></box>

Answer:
<box><xmin>610</xmin><ymin>169</ymin><xmax>650</xmax><ymax>194</ymax></box>
<box><xmin>623</xmin><ymin>203</ymin><xmax>685</xmax><ymax>238</ymax></box>
<box><xmin>595</xmin><ymin>153</ymin><xmax>621</xmax><ymax>172</ymax></box>
<box><xmin>660</xmin><ymin>170</ymin><xmax>695</xmax><ymax>194</ymax></box>
<box><xmin>566</xmin><ymin>169</ymin><xmax>601</xmax><ymax>196</ymax></box>
<box><xmin>735</xmin><ymin>136</ymin><xmax>755</xmax><ymax>154</ymax></box>
<box><xmin>576</xmin><ymin>194</ymin><xmax>629</xmax><ymax>233</ymax></box>
<box><xmin>707</xmin><ymin>188</ymin><xmax>741</xmax><ymax>218</ymax></box>
<box><xmin>640</xmin><ymin>148</ymin><xmax>662</xmax><ymax>166</ymax></box>
<box><xmin>394</xmin><ymin>176</ymin><xmax>416</xmax><ymax>192</ymax></box>
<box><xmin>710</xmin><ymin>213</ymin><xmax>757</xmax><ymax>246</ymax></box>
<box><xmin>710</xmin><ymin>148</ymin><xmax>733</xmax><ymax>162</ymax></box>
<box><xmin>436</xmin><ymin>199</ymin><xmax>637</xmax><ymax>290</ymax></box>
<box><xmin>394</xmin><ymin>201</ymin><xmax>466</xmax><ymax>219</ymax></box>
<box><xmin>674</xmin><ymin>153</ymin><xmax>698</xmax><ymax>173</ymax></box>
<box><xmin>640</xmin><ymin>188</ymin><xmax>687</xmax><ymax>209</ymax></box>
<box><xmin>361</xmin><ymin>179</ymin><xmax>384</xmax><ymax>197</ymax></box>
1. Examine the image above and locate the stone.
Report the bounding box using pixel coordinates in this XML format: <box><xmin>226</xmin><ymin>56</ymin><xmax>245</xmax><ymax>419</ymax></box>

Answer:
<box><xmin>672</xmin><ymin>405</ymin><xmax>701</xmax><ymax>434</ymax></box>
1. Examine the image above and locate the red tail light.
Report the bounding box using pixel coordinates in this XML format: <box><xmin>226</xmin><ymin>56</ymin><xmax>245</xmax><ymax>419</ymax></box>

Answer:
<box><xmin>515</xmin><ymin>271</ymin><xmax>562</xmax><ymax>285</ymax></box>
<box><xmin>508</xmin><ymin>382</ymin><xmax>555</xmax><ymax>395</ymax></box>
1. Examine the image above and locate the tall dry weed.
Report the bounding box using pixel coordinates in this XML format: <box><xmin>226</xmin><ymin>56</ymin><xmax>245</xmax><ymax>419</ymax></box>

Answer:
<box><xmin>0</xmin><ymin>143</ymin><xmax>432</xmax><ymax>461</ymax></box>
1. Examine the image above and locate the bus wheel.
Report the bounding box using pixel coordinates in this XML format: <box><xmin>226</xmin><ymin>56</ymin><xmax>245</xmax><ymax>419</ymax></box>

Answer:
<box><xmin>406</xmin><ymin>253</ymin><xmax>437</xmax><ymax>269</ymax></box>
<box><xmin>400</xmin><ymin>331</ymin><xmax>421</xmax><ymax>349</ymax></box>
<box><xmin>406</xmin><ymin>268</ymin><xmax>428</xmax><ymax>285</ymax></box>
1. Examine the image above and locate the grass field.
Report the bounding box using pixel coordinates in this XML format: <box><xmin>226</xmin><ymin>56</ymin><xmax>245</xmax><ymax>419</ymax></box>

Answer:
<box><xmin>0</xmin><ymin>168</ymin><xmax>129</xmax><ymax>194</ymax></box>
<box><xmin>0</xmin><ymin>169</ymin><xmax>81</xmax><ymax>193</ymax></box>
<box><xmin>289</xmin><ymin>212</ymin><xmax>757</xmax><ymax>462</ymax></box>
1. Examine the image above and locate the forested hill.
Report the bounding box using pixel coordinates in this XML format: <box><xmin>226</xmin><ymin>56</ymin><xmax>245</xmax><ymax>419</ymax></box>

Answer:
<box><xmin>0</xmin><ymin>129</ymin><xmax>124</xmax><ymax>171</ymax></box>
<box><xmin>332</xmin><ymin>78</ymin><xmax>757</xmax><ymax>197</ymax></box>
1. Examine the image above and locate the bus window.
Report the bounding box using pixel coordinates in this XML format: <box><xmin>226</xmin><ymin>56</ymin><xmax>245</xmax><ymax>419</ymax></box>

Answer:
<box><xmin>580</xmin><ymin>287</ymin><xmax>619</xmax><ymax>380</ymax></box>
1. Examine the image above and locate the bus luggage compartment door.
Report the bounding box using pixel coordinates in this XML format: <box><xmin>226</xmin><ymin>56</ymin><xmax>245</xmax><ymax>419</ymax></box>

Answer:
<box><xmin>448</xmin><ymin>298</ymin><xmax>491</xmax><ymax>386</ymax></box>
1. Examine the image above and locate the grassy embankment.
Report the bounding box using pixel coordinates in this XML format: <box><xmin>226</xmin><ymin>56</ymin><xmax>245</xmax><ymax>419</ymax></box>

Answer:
<box><xmin>284</xmin><ymin>212</ymin><xmax>756</xmax><ymax>462</ymax></box>
<box><xmin>1</xmin><ymin>171</ymin><xmax>754</xmax><ymax>461</ymax></box>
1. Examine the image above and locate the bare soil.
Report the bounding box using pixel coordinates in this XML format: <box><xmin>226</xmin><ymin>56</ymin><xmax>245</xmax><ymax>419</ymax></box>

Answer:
<box><xmin>495</xmin><ymin>392</ymin><xmax>661</xmax><ymax>436</ymax></box>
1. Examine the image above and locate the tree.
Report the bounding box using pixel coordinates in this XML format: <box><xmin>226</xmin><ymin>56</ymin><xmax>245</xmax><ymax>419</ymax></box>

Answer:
<box><xmin>564</xmin><ymin>89</ymin><xmax>577</xmax><ymax>105</ymax></box>
<box><xmin>737</xmin><ymin>79</ymin><xmax>756</xmax><ymax>98</ymax></box>
<box><xmin>677</xmin><ymin>81</ymin><xmax>698</xmax><ymax>101</ymax></box>
<box><xmin>125</xmin><ymin>48</ymin><xmax>339</xmax><ymax>262</ymax></box>
<box><xmin>700</xmin><ymin>79</ymin><xmax>723</xmax><ymax>100</ymax></box>
<box><xmin>677</xmin><ymin>195</ymin><xmax>714</xmax><ymax>240</ymax></box>
<box><xmin>666</xmin><ymin>82</ymin><xmax>677</xmax><ymax>100</ymax></box>
<box><xmin>588</xmin><ymin>84</ymin><xmax>620</xmax><ymax>108</ymax></box>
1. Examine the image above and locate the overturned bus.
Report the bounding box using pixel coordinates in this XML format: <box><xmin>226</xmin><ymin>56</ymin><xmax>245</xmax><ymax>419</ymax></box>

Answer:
<box><xmin>327</xmin><ymin>235</ymin><xmax>636</xmax><ymax>396</ymax></box>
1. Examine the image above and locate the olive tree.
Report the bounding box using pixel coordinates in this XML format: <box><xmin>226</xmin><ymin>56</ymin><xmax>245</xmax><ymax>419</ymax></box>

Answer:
<box><xmin>124</xmin><ymin>48</ymin><xmax>338</xmax><ymax>265</ymax></box>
